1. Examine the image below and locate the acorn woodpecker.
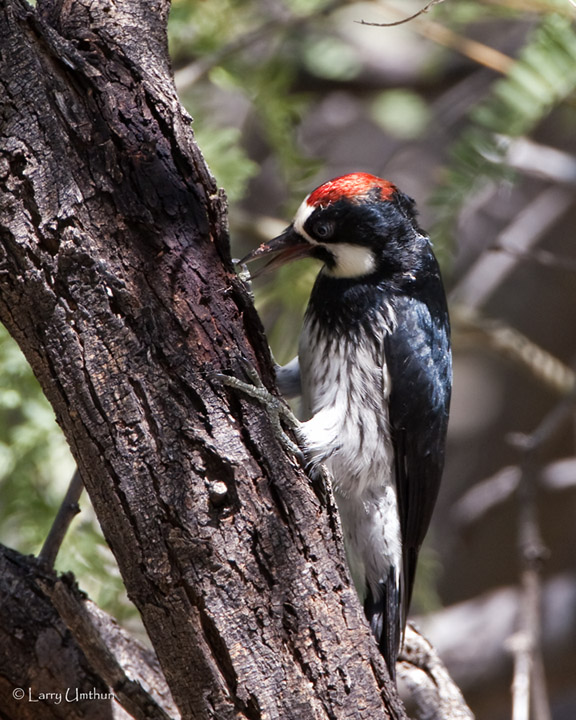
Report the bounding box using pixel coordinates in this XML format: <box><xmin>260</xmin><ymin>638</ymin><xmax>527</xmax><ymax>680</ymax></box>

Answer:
<box><xmin>242</xmin><ymin>172</ymin><xmax>451</xmax><ymax>679</ymax></box>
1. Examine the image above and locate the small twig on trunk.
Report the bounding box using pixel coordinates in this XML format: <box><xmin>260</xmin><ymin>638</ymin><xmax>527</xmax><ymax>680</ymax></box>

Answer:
<box><xmin>39</xmin><ymin>468</ymin><xmax>84</xmax><ymax>568</ymax></box>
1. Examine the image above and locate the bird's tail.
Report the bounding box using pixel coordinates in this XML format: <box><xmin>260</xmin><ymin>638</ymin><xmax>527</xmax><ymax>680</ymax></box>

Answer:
<box><xmin>364</xmin><ymin>566</ymin><xmax>401</xmax><ymax>681</ymax></box>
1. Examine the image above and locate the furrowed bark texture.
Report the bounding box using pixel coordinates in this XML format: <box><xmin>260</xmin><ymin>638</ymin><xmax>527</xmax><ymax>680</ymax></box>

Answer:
<box><xmin>0</xmin><ymin>0</ymin><xmax>402</xmax><ymax>718</ymax></box>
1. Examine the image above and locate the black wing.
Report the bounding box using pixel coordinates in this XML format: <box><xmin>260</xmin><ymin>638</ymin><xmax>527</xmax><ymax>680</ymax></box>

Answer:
<box><xmin>385</xmin><ymin>285</ymin><xmax>451</xmax><ymax>630</ymax></box>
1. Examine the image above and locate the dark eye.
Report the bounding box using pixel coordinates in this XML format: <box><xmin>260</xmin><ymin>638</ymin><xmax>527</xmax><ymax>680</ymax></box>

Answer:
<box><xmin>313</xmin><ymin>220</ymin><xmax>335</xmax><ymax>240</ymax></box>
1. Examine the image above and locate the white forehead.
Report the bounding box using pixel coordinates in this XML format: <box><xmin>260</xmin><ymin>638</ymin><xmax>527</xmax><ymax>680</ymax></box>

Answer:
<box><xmin>292</xmin><ymin>197</ymin><xmax>316</xmax><ymax>243</ymax></box>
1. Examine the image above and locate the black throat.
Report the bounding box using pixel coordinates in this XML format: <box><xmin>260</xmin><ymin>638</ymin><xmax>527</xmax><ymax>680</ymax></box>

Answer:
<box><xmin>307</xmin><ymin>272</ymin><xmax>394</xmax><ymax>341</ymax></box>
<box><xmin>306</xmin><ymin>247</ymin><xmax>446</xmax><ymax>342</ymax></box>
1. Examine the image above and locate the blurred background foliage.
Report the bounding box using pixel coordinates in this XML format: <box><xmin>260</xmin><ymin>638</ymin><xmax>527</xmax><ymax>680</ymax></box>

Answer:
<box><xmin>2</xmin><ymin>0</ymin><xmax>576</xmax><ymax>716</ymax></box>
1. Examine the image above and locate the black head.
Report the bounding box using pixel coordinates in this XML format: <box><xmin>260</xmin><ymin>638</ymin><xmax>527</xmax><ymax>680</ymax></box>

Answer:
<box><xmin>242</xmin><ymin>173</ymin><xmax>430</xmax><ymax>283</ymax></box>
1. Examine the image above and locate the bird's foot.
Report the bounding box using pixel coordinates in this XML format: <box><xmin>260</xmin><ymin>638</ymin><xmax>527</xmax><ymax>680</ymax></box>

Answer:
<box><xmin>214</xmin><ymin>357</ymin><xmax>304</xmax><ymax>461</ymax></box>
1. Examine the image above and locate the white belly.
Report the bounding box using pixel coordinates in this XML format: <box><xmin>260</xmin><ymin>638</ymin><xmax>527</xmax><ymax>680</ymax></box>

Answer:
<box><xmin>298</xmin><ymin>320</ymin><xmax>401</xmax><ymax>595</ymax></box>
<box><xmin>298</xmin><ymin>320</ymin><xmax>394</xmax><ymax>495</ymax></box>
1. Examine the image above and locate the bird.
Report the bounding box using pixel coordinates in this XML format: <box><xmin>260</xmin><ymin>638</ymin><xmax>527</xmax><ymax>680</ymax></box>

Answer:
<box><xmin>241</xmin><ymin>172</ymin><xmax>452</xmax><ymax>679</ymax></box>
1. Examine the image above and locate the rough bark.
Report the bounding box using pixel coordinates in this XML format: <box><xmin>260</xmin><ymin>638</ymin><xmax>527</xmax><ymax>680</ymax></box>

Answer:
<box><xmin>0</xmin><ymin>0</ymin><xmax>403</xmax><ymax>718</ymax></box>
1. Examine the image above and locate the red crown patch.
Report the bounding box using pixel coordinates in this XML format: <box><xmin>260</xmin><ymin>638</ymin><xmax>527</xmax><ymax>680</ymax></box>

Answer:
<box><xmin>307</xmin><ymin>172</ymin><xmax>397</xmax><ymax>207</ymax></box>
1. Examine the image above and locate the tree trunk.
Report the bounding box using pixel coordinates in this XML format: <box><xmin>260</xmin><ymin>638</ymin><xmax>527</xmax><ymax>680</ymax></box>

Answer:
<box><xmin>0</xmin><ymin>0</ymin><xmax>402</xmax><ymax>717</ymax></box>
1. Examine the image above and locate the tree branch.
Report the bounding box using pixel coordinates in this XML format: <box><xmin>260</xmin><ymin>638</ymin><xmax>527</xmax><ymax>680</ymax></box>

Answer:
<box><xmin>38</xmin><ymin>576</ymin><xmax>176</xmax><ymax>720</ymax></box>
<box><xmin>357</xmin><ymin>1</ymin><xmax>513</xmax><ymax>73</ymax></box>
<box><xmin>39</xmin><ymin>468</ymin><xmax>84</xmax><ymax>569</ymax></box>
<box><xmin>357</xmin><ymin>0</ymin><xmax>446</xmax><ymax>28</ymax></box>
<box><xmin>416</xmin><ymin>572</ymin><xmax>576</xmax><ymax>713</ymax></box>
<box><xmin>505</xmin><ymin>385</ymin><xmax>576</xmax><ymax>720</ymax></box>
<box><xmin>398</xmin><ymin>625</ymin><xmax>474</xmax><ymax>720</ymax></box>
<box><xmin>0</xmin><ymin>545</ymin><xmax>177</xmax><ymax>719</ymax></box>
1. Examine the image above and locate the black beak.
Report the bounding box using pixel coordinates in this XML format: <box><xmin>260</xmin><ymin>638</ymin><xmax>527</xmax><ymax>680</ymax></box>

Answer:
<box><xmin>239</xmin><ymin>226</ymin><xmax>314</xmax><ymax>277</ymax></box>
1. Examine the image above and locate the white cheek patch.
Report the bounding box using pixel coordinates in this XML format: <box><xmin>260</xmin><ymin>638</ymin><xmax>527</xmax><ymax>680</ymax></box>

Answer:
<box><xmin>327</xmin><ymin>244</ymin><xmax>376</xmax><ymax>278</ymax></box>
<box><xmin>292</xmin><ymin>198</ymin><xmax>377</xmax><ymax>278</ymax></box>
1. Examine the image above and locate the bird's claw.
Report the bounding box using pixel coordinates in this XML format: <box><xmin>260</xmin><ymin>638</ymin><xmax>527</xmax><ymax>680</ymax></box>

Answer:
<box><xmin>214</xmin><ymin>357</ymin><xmax>304</xmax><ymax>461</ymax></box>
